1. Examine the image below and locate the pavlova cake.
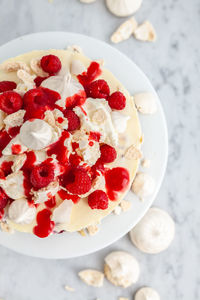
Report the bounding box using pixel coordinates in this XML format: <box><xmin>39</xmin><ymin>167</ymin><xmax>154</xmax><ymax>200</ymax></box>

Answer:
<box><xmin>0</xmin><ymin>47</ymin><xmax>141</xmax><ymax>238</ymax></box>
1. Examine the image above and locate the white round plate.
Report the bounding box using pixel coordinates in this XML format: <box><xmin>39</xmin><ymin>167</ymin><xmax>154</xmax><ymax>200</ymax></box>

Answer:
<box><xmin>0</xmin><ymin>32</ymin><xmax>168</xmax><ymax>259</ymax></box>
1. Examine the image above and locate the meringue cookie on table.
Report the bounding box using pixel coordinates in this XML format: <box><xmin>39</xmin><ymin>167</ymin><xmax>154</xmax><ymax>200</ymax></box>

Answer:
<box><xmin>131</xmin><ymin>172</ymin><xmax>155</xmax><ymax>199</ymax></box>
<box><xmin>130</xmin><ymin>207</ymin><xmax>175</xmax><ymax>254</ymax></box>
<box><xmin>8</xmin><ymin>199</ymin><xmax>36</xmax><ymax>225</ymax></box>
<box><xmin>106</xmin><ymin>0</ymin><xmax>143</xmax><ymax>17</ymax></box>
<box><xmin>135</xmin><ymin>287</ymin><xmax>160</xmax><ymax>300</ymax></box>
<box><xmin>19</xmin><ymin>119</ymin><xmax>53</xmax><ymax>150</ymax></box>
<box><xmin>134</xmin><ymin>92</ymin><xmax>157</xmax><ymax>114</ymax></box>
<box><xmin>104</xmin><ymin>251</ymin><xmax>140</xmax><ymax>288</ymax></box>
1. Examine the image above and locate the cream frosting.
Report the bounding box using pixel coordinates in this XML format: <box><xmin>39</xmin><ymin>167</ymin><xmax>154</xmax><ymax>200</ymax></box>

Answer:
<box><xmin>8</xmin><ymin>199</ymin><xmax>36</xmax><ymax>225</ymax></box>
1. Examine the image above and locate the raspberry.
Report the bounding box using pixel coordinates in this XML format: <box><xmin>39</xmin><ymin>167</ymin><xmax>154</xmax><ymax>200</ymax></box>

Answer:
<box><xmin>88</xmin><ymin>190</ymin><xmax>108</xmax><ymax>210</ymax></box>
<box><xmin>100</xmin><ymin>144</ymin><xmax>117</xmax><ymax>163</ymax></box>
<box><xmin>66</xmin><ymin>169</ymin><xmax>92</xmax><ymax>195</ymax></box>
<box><xmin>87</xmin><ymin>80</ymin><xmax>110</xmax><ymax>99</ymax></box>
<box><xmin>30</xmin><ymin>162</ymin><xmax>55</xmax><ymax>189</ymax></box>
<box><xmin>64</xmin><ymin>110</ymin><xmax>80</xmax><ymax>131</ymax></box>
<box><xmin>0</xmin><ymin>91</ymin><xmax>23</xmax><ymax>114</ymax></box>
<box><xmin>40</xmin><ymin>55</ymin><xmax>61</xmax><ymax>75</ymax></box>
<box><xmin>0</xmin><ymin>187</ymin><xmax>8</xmax><ymax>210</ymax></box>
<box><xmin>0</xmin><ymin>81</ymin><xmax>17</xmax><ymax>93</ymax></box>
<box><xmin>108</xmin><ymin>91</ymin><xmax>126</xmax><ymax>110</ymax></box>
<box><xmin>34</xmin><ymin>76</ymin><xmax>48</xmax><ymax>87</ymax></box>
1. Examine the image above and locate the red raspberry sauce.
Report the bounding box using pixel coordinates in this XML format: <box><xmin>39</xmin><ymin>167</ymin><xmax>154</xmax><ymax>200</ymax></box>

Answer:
<box><xmin>0</xmin><ymin>161</ymin><xmax>13</xmax><ymax>179</ymax></box>
<box><xmin>45</xmin><ymin>196</ymin><xmax>56</xmax><ymax>208</ymax></box>
<box><xmin>33</xmin><ymin>209</ymin><xmax>55</xmax><ymax>238</ymax></box>
<box><xmin>58</xmin><ymin>189</ymin><xmax>80</xmax><ymax>204</ymax></box>
<box><xmin>89</xmin><ymin>132</ymin><xmax>101</xmax><ymax>142</ymax></box>
<box><xmin>47</xmin><ymin>131</ymin><xmax>69</xmax><ymax>165</ymax></box>
<box><xmin>22</xmin><ymin>151</ymin><xmax>37</xmax><ymax>201</ymax></box>
<box><xmin>105</xmin><ymin>167</ymin><xmax>130</xmax><ymax>201</ymax></box>
<box><xmin>11</xmin><ymin>144</ymin><xmax>21</xmax><ymax>155</ymax></box>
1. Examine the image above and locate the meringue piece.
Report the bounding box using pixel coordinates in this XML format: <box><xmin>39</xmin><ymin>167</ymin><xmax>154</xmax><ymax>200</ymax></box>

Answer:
<box><xmin>30</xmin><ymin>58</ymin><xmax>49</xmax><ymax>77</ymax></box>
<box><xmin>14</xmin><ymin>83</ymin><xmax>33</xmax><ymax>97</ymax></box>
<box><xmin>114</xmin><ymin>205</ymin><xmax>122</xmax><ymax>215</ymax></box>
<box><xmin>31</xmin><ymin>182</ymin><xmax>59</xmax><ymax>204</ymax></box>
<box><xmin>64</xmin><ymin>285</ymin><xmax>75</xmax><ymax>292</ymax></box>
<box><xmin>78</xmin><ymin>269</ymin><xmax>104</xmax><ymax>287</ymax></box>
<box><xmin>132</xmin><ymin>172</ymin><xmax>155</xmax><ymax>199</ymax></box>
<box><xmin>1</xmin><ymin>61</ymin><xmax>30</xmax><ymax>73</ymax></box>
<box><xmin>134</xmin><ymin>92</ymin><xmax>157</xmax><ymax>114</ymax></box>
<box><xmin>2</xmin><ymin>135</ymin><xmax>27</xmax><ymax>155</ymax></box>
<box><xmin>78</xmin><ymin>139</ymin><xmax>101</xmax><ymax>166</ymax></box>
<box><xmin>104</xmin><ymin>251</ymin><xmax>140</xmax><ymax>288</ymax></box>
<box><xmin>70</xmin><ymin>59</ymin><xmax>86</xmax><ymax>76</ymax></box>
<box><xmin>52</xmin><ymin>109</ymin><xmax>68</xmax><ymax>130</ymax></box>
<box><xmin>111</xmin><ymin>17</ymin><xmax>138</xmax><ymax>44</ymax></box>
<box><xmin>17</xmin><ymin>69</ymin><xmax>36</xmax><ymax>86</ymax></box>
<box><xmin>0</xmin><ymin>171</ymin><xmax>25</xmax><ymax>199</ymax></box>
<box><xmin>0</xmin><ymin>110</ymin><xmax>6</xmax><ymax>130</ymax></box>
<box><xmin>87</xmin><ymin>224</ymin><xmax>99</xmax><ymax>235</ymax></box>
<box><xmin>34</xmin><ymin>150</ymin><xmax>48</xmax><ymax>164</ymax></box>
<box><xmin>74</xmin><ymin>98</ymin><xmax>118</xmax><ymax>146</ymax></box>
<box><xmin>134</xmin><ymin>21</ymin><xmax>157</xmax><ymax>42</ymax></box>
<box><xmin>106</xmin><ymin>0</ymin><xmax>142</xmax><ymax>17</ymax></box>
<box><xmin>120</xmin><ymin>200</ymin><xmax>131</xmax><ymax>212</ymax></box>
<box><xmin>80</xmin><ymin>0</ymin><xmax>96</xmax><ymax>3</ymax></box>
<box><xmin>111</xmin><ymin>111</ymin><xmax>130</xmax><ymax>133</ymax></box>
<box><xmin>11</xmin><ymin>154</ymin><xmax>26</xmax><ymax>172</ymax></box>
<box><xmin>130</xmin><ymin>207</ymin><xmax>175</xmax><ymax>254</ymax></box>
<box><xmin>0</xmin><ymin>221</ymin><xmax>14</xmax><ymax>234</ymax></box>
<box><xmin>92</xmin><ymin>109</ymin><xmax>107</xmax><ymax>125</ymax></box>
<box><xmin>8</xmin><ymin>199</ymin><xmax>36</xmax><ymax>225</ymax></box>
<box><xmin>19</xmin><ymin>119</ymin><xmax>53</xmax><ymax>150</ymax></box>
<box><xmin>42</xmin><ymin>73</ymin><xmax>85</xmax><ymax>109</ymax></box>
<box><xmin>124</xmin><ymin>145</ymin><xmax>142</xmax><ymax>160</ymax></box>
<box><xmin>3</xmin><ymin>110</ymin><xmax>25</xmax><ymax>130</ymax></box>
<box><xmin>52</xmin><ymin>200</ymin><xmax>73</xmax><ymax>224</ymax></box>
<box><xmin>135</xmin><ymin>287</ymin><xmax>160</xmax><ymax>300</ymax></box>
<box><xmin>141</xmin><ymin>158</ymin><xmax>151</xmax><ymax>169</ymax></box>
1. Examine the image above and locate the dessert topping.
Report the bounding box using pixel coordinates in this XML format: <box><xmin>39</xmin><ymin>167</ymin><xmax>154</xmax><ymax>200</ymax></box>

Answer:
<box><xmin>0</xmin><ymin>91</ymin><xmax>23</xmax><ymax>114</ymax></box>
<box><xmin>108</xmin><ymin>91</ymin><xmax>126</xmax><ymax>110</ymax></box>
<box><xmin>40</xmin><ymin>54</ymin><xmax>62</xmax><ymax>75</ymax></box>
<box><xmin>8</xmin><ymin>199</ymin><xmax>36</xmax><ymax>224</ymax></box>
<box><xmin>0</xmin><ymin>81</ymin><xmax>17</xmax><ymax>93</ymax></box>
<box><xmin>88</xmin><ymin>190</ymin><xmax>109</xmax><ymax>210</ymax></box>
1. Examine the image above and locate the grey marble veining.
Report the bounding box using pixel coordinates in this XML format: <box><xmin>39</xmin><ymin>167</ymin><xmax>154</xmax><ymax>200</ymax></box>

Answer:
<box><xmin>0</xmin><ymin>0</ymin><xmax>199</xmax><ymax>299</ymax></box>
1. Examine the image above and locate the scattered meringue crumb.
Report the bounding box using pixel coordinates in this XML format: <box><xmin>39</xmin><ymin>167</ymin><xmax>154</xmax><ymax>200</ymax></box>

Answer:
<box><xmin>113</xmin><ymin>206</ymin><xmax>122</xmax><ymax>215</ymax></box>
<box><xmin>79</xmin><ymin>229</ymin><xmax>86</xmax><ymax>236</ymax></box>
<box><xmin>64</xmin><ymin>285</ymin><xmax>75</xmax><ymax>292</ymax></box>
<box><xmin>120</xmin><ymin>200</ymin><xmax>132</xmax><ymax>212</ymax></box>
<box><xmin>141</xmin><ymin>158</ymin><xmax>151</xmax><ymax>169</ymax></box>
<box><xmin>87</xmin><ymin>225</ymin><xmax>99</xmax><ymax>236</ymax></box>
<box><xmin>80</xmin><ymin>0</ymin><xmax>96</xmax><ymax>3</ymax></box>
<box><xmin>17</xmin><ymin>69</ymin><xmax>35</xmax><ymax>85</ymax></box>
<box><xmin>134</xmin><ymin>287</ymin><xmax>160</xmax><ymax>300</ymax></box>
<box><xmin>104</xmin><ymin>251</ymin><xmax>140</xmax><ymax>288</ymax></box>
<box><xmin>131</xmin><ymin>172</ymin><xmax>155</xmax><ymax>199</ymax></box>
<box><xmin>134</xmin><ymin>92</ymin><xmax>157</xmax><ymax>114</ymax></box>
<box><xmin>1</xmin><ymin>61</ymin><xmax>30</xmax><ymax>73</ymax></box>
<box><xmin>78</xmin><ymin>269</ymin><xmax>104</xmax><ymax>287</ymax></box>
<box><xmin>111</xmin><ymin>17</ymin><xmax>138</xmax><ymax>44</ymax></box>
<box><xmin>0</xmin><ymin>221</ymin><xmax>14</xmax><ymax>234</ymax></box>
<box><xmin>139</xmin><ymin>134</ymin><xmax>144</xmax><ymax>144</ymax></box>
<box><xmin>124</xmin><ymin>145</ymin><xmax>142</xmax><ymax>160</ymax></box>
<box><xmin>134</xmin><ymin>21</ymin><xmax>157</xmax><ymax>42</ymax></box>
<box><xmin>67</xmin><ymin>45</ymin><xmax>83</xmax><ymax>53</ymax></box>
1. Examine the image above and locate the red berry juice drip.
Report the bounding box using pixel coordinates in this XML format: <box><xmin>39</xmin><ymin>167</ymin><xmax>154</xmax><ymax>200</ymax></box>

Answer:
<box><xmin>58</xmin><ymin>189</ymin><xmax>80</xmax><ymax>204</ymax></box>
<box><xmin>33</xmin><ymin>209</ymin><xmax>55</xmax><ymax>238</ymax></box>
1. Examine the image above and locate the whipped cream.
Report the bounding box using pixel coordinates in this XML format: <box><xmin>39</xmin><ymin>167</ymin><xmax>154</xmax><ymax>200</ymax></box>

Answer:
<box><xmin>111</xmin><ymin>111</ymin><xmax>130</xmax><ymax>133</ymax></box>
<box><xmin>19</xmin><ymin>119</ymin><xmax>53</xmax><ymax>150</ymax></box>
<box><xmin>8</xmin><ymin>199</ymin><xmax>36</xmax><ymax>225</ymax></box>
<box><xmin>2</xmin><ymin>135</ymin><xmax>27</xmax><ymax>156</ymax></box>
<box><xmin>74</xmin><ymin>98</ymin><xmax>118</xmax><ymax>146</ymax></box>
<box><xmin>41</xmin><ymin>73</ymin><xmax>85</xmax><ymax>108</ymax></box>
<box><xmin>0</xmin><ymin>171</ymin><xmax>25</xmax><ymax>199</ymax></box>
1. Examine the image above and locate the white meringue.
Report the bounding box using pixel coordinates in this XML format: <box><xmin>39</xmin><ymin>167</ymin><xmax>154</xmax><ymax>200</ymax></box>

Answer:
<box><xmin>52</xmin><ymin>199</ymin><xmax>73</xmax><ymax>224</ymax></box>
<box><xmin>70</xmin><ymin>59</ymin><xmax>86</xmax><ymax>75</ymax></box>
<box><xmin>41</xmin><ymin>73</ymin><xmax>85</xmax><ymax>109</ymax></box>
<box><xmin>8</xmin><ymin>199</ymin><xmax>36</xmax><ymax>225</ymax></box>
<box><xmin>134</xmin><ymin>92</ymin><xmax>157</xmax><ymax>114</ymax></box>
<box><xmin>111</xmin><ymin>111</ymin><xmax>130</xmax><ymax>133</ymax></box>
<box><xmin>78</xmin><ymin>269</ymin><xmax>104</xmax><ymax>287</ymax></box>
<box><xmin>0</xmin><ymin>171</ymin><xmax>25</xmax><ymax>199</ymax></box>
<box><xmin>31</xmin><ymin>181</ymin><xmax>59</xmax><ymax>204</ymax></box>
<box><xmin>0</xmin><ymin>110</ymin><xmax>6</xmax><ymax>130</ymax></box>
<box><xmin>130</xmin><ymin>207</ymin><xmax>175</xmax><ymax>254</ymax></box>
<box><xmin>132</xmin><ymin>172</ymin><xmax>155</xmax><ymax>199</ymax></box>
<box><xmin>2</xmin><ymin>135</ymin><xmax>27</xmax><ymax>156</ymax></box>
<box><xmin>135</xmin><ymin>287</ymin><xmax>160</xmax><ymax>300</ymax></box>
<box><xmin>104</xmin><ymin>251</ymin><xmax>140</xmax><ymax>288</ymax></box>
<box><xmin>78</xmin><ymin>139</ymin><xmax>100</xmax><ymax>166</ymax></box>
<box><xmin>3</xmin><ymin>110</ymin><xmax>25</xmax><ymax>131</ymax></box>
<box><xmin>19</xmin><ymin>119</ymin><xmax>53</xmax><ymax>150</ymax></box>
<box><xmin>106</xmin><ymin>0</ymin><xmax>142</xmax><ymax>17</ymax></box>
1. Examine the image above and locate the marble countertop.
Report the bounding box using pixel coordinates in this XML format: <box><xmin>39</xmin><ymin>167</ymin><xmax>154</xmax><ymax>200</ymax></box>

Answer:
<box><xmin>0</xmin><ymin>0</ymin><xmax>199</xmax><ymax>299</ymax></box>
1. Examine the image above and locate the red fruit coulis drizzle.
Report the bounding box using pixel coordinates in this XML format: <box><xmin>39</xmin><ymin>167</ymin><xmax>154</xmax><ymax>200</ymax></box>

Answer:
<box><xmin>89</xmin><ymin>131</ymin><xmax>101</xmax><ymax>142</ymax></box>
<box><xmin>0</xmin><ymin>161</ymin><xmax>13</xmax><ymax>179</ymax></box>
<box><xmin>8</xmin><ymin>126</ymin><xmax>20</xmax><ymax>138</ymax></box>
<box><xmin>78</xmin><ymin>62</ymin><xmax>102</xmax><ymax>87</ymax></box>
<box><xmin>58</xmin><ymin>189</ymin><xmax>80</xmax><ymax>204</ymax></box>
<box><xmin>47</xmin><ymin>131</ymin><xmax>69</xmax><ymax>165</ymax></box>
<box><xmin>0</xmin><ymin>131</ymin><xmax>11</xmax><ymax>157</ymax></box>
<box><xmin>33</xmin><ymin>209</ymin><xmax>55</xmax><ymax>238</ymax></box>
<box><xmin>66</xmin><ymin>90</ymin><xmax>86</xmax><ymax>109</ymax></box>
<box><xmin>11</xmin><ymin>144</ymin><xmax>21</xmax><ymax>155</ymax></box>
<box><xmin>22</xmin><ymin>151</ymin><xmax>37</xmax><ymax>202</ymax></box>
<box><xmin>45</xmin><ymin>196</ymin><xmax>56</xmax><ymax>208</ymax></box>
<box><xmin>57</xmin><ymin>117</ymin><xmax>64</xmax><ymax>124</ymax></box>
<box><xmin>105</xmin><ymin>167</ymin><xmax>130</xmax><ymax>201</ymax></box>
<box><xmin>0</xmin><ymin>209</ymin><xmax>4</xmax><ymax>220</ymax></box>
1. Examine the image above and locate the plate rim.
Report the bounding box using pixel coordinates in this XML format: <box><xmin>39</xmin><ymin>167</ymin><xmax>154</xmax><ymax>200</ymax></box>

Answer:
<box><xmin>0</xmin><ymin>31</ymin><xmax>168</xmax><ymax>259</ymax></box>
